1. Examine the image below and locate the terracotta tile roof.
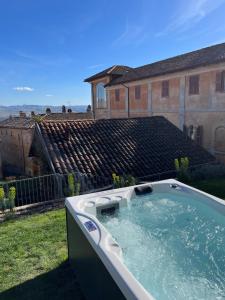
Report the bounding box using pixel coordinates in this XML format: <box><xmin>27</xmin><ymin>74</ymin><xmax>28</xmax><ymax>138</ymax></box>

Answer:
<box><xmin>42</xmin><ymin>112</ymin><xmax>93</xmax><ymax>121</ymax></box>
<box><xmin>38</xmin><ymin>117</ymin><xmax>214</xmax><ymax>177</ymax></box>
<box><xmin>84</xmin><ymin>65</ymin><xmax>132</xmax><ymax>82</ymax></box>
<box><xmin>102</xmin><ymin>42</ymin><xmax>225</xmax><ymax>86</ymax></box>
<box><xmin>0</xmin><ymin>116</ymin><xmax>35</xmax><ymax>129</ymax></box>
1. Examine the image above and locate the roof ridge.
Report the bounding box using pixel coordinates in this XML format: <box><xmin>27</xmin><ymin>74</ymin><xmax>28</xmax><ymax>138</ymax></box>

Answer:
<box><xmin>106</xmin><ymin>42</ymin><xmax>225</xmax><ymax>86</ymax></box>
<box><xmin>40</xmin><ymin>116</ymin><xmax>163</xmax><ymax>124</ymax></box>
<box><xmin>135</xmin><ymin>42</ymin><xmax>225</xmax><ymax>71</ymax></box>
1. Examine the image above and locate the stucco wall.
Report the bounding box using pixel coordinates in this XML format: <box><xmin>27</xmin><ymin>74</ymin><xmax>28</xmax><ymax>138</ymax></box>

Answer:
<box><xmin>152</xmin><ymin>78</ymin><xmax>180</xmax><ymax>113</ymax></box>
<box><xmin>129</xmin><ymin>84</ymin><xmax>148</xmax><ymax>111</ymax></box>
<box><xmin>89</xmin><ymin>63</ymin><xmax>225</xmax><ymax>162</ymax></box>
<box><xmin>0</xmin><ymin>127</ymin><xmax>34</xmax><ymax>176</ymax></box>
<box><xmin>110</xmin><ymin>88</ymin><xmax>126</xmax><ymax>111</ymax></box>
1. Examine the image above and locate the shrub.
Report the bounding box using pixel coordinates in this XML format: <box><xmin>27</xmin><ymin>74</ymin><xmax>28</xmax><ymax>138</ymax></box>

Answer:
<box><xmin>174</xmin><ymin>157</ymin><xmax>190</xmax><ymax>182</ymax></box>
<box><xmin>8</xmin><ymin>187</ymin><xmax>16</xmax><ymax>211</ymax></box>
<box><xmin>112</xmin><ymin>173</ymin><xmax>137</xmax><ymax>188</ymax></box>
<box><xmin>67</xmin><ymin>174</ymin><xmax>80</xmax><ymax>196</ymax></box>
<box><xmin>32</xmin><ymin>115</ymin><xmax>44</xmax><ymax>123</ymax></box>
<box><xmin>0</xmin><ymin>186</ymin><xmax>5</xmax><ymax>211</ymax></box>
<box><xmin>0</xmin><ymin>186</ymin><xmax>16</xmax><ymax>212</ymax></box>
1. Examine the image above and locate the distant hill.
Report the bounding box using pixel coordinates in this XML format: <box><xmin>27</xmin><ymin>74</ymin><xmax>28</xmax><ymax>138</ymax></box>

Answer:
<box><xmin>0</xmin><ymin>105</ymin><xmax>88</xmax><ymax>121</ymax></box>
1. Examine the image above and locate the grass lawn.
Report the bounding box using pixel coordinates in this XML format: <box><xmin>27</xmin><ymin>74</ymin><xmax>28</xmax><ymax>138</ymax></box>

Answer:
<box><xmin>190</xmin><ymin>178</ymin><xmax>225</xmax><ymax>199</ymax></box>
<box><xmin>0</xmin><ymin>178</ymin><xmax>224</xmax><ymax>300</ymax></box>
<box><xmin>0</xmin><ymin>209</ymin><xmax>84</xmax><ymax>300</ymax></box>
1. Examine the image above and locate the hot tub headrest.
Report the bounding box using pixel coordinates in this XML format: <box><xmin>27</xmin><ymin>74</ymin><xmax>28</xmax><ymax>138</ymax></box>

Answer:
<box><xmin>134</xmin><ymin>185</ymin><xmax>153</xmax><ymax>196</ymax></box>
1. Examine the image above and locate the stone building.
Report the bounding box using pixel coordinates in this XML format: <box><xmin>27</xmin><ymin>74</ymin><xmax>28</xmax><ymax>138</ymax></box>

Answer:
<box><xmin>84</xmin><ymin>42</ymin><xmax>225</xmax><ymax>162</ymax></box>
<box><xmin>0</xmin><ymin>109</ymin><xmax>93</xmax><ymax>177</ymax></box>
<box><xmin>0</xmin><ymin>113</ymin><xmax>36</xmax><ymax>176</ymax></box>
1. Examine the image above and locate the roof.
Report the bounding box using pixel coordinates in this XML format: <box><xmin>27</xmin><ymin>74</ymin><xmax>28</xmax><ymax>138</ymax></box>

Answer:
<box><xmin>38</xmin><ymin>117</ymin><xmax>214</xmax><ymax>177</ymax></box>
<box><xmin>84</xmin><ymin>65</ymin><xmax>132</xmax><ymax>82</ymax></box>
<box><xmin>99</xmin><ymin>42</ymin><xmax>225</xmax><ymax>86</ymax></box>
<box><xmin>42</xmin><ymin>112</ymin><xmax>93</xmax><ymax>121</ymax></box>
<box><xmin>0</xmin><ymin>116</ymin><xmax>35</xmax><ymax>129</ymax></box>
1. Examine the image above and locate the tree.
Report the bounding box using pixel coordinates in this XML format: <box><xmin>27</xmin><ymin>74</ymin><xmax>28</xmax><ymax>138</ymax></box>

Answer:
<box><xmin>62</xmin><ymin>105</ymin><xmax>66</xmax><ymax>113</ymax></box>
<box><xmin>46</xmin><ymin>107</ymin><xmax>51</xmax><ymax>114</ymax></box>
<box><xmin>67</xmin><ymin>108</ymin><xmax>72</xmax><ymax>113</ymax></box>
<box><xmin>86</xmin><ymin>104</ymin><xmax>91</xmax><ymax>112</ymax></box>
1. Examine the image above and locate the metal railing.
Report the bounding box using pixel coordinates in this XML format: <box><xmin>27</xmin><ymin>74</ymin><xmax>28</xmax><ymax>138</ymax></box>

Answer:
<box><xmin>0</xmin><ymin>172</ymin><xmax>113</xmax><ymax>209</ymax></box>
<box><xmin>0</xmin><ymin>161</ymin><xmax>219</xmax><ymax>210</ymax></box>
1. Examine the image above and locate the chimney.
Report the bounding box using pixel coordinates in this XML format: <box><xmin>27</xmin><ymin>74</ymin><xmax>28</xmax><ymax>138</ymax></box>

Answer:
<box><xmin>19</xmin><ymin>111</ymin><xmax>26</xmax><ymax>118</ymax></box>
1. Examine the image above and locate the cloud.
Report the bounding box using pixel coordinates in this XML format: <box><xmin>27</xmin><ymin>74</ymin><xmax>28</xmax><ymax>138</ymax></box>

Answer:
<box><xmin>13</xmin><ymin>86</ymin><xmax>34</xmax><ymax>92</ymax></box>
<box><xmin>88</xmin><ymin>64</ymin><xmax>104</xmax><ymax>69</ymax></box>
<box><xmin>12</xmin><ymin>50</ymin><xmax>73</xmax><ymax>68</ymax></box>
<box><xmin>112</xmin><ymin>19</ymin><xmax>148</xmax><ymax>47</ymax></box>
<box><xmin>45</xmin><ymin>94</ymin><xmax>53</xmax><ymax>97</ymax></box>
<box><xmin>156</xmin><ymin>0</ymin><xmax>225</xmax><ymax>36</ymax></box>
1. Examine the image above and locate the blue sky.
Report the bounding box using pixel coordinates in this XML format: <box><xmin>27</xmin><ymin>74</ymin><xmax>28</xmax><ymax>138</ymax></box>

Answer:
<box><xmin>0</xmin><ymin>0</ymin><xmax>225</xmax><ymax>106</ymax></box>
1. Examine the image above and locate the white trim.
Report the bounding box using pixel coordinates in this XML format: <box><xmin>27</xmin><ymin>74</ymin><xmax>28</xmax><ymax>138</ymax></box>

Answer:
<box><xmin>96</xmin><ymin>82</ymin><xmax>107</xmax><ymax>109</ymax></box>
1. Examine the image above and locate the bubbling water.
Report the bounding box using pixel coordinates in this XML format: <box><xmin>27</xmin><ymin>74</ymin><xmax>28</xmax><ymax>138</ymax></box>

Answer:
<box><xmin>99</xmin><ymin>192</ymin><xmax>225</xmax><ymax>300</ymax></box>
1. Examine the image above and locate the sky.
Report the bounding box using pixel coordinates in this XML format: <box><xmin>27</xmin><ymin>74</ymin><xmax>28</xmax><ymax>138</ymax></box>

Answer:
<box><xmin>0</xmin><ymin>0</ymin><xmax>225</xmax><ymax>106</ymax></box>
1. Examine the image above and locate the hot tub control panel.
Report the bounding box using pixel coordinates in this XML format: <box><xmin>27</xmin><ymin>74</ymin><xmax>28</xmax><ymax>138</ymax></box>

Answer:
<box><xmin>84</xmin><ymin>220</ymin><xmax>97</xmax><ymax>232</ymax></box>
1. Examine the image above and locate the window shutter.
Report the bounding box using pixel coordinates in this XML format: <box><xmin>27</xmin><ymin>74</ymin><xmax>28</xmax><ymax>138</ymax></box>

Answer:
<box><xmin>189</xmin><ymin>75</ymin><xmax>199</xmax><ymax>95</ymax></box>
<box><xmin>162</xmin><ymin>80</ymin><xmax>169</xmax><ymax>97</ymax></box>
<box><xmin>115</xmin><ymin>89</ymin><xmax>120</xmax><ymax>101</ymax></box>
<box><xmin>135</xmin><ymin>86</ymin><xmax>141</xmax><ymax>100</ymax></box>
<box><xmin>216</xmin><ymin>72</ymin><xmax>222</xmax><ymax>92</ymax></box>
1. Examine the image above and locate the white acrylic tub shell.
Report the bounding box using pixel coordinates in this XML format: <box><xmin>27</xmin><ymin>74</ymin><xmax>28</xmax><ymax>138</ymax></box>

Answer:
<box><xmin>65</xmin><ymin>179</ymin><xmax>225</xmax><ymax>300</ymax></box>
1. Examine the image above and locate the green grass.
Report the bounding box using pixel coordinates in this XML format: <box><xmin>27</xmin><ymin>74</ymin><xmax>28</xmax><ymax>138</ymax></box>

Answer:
<box><xmin>0</xmin><ymin>178</ymin><xmax>224</xmax><ymax>300</ymax></box>
<box><xmin>0</xmin><ymin>209</ymin><xmax>84</xmax><ymax>300</ymax></box>
<box><xmin>189</xmin><ymin>178</ymin><xmax>225</xmax><ymax>199</ymax></box>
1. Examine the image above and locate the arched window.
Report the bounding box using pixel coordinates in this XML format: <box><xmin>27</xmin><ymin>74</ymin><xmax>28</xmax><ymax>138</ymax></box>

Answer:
<box><xmin>96</xmin><ymin>83</ymin><xmax>106</xmax><ymax>108</ymax></box>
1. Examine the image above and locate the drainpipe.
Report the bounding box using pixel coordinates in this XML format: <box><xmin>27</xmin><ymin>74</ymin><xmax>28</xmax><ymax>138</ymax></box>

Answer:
<box><xmin>121</xmin><ymin>83</ymin><xmax>130</xmax><ymax>118</ymax></box>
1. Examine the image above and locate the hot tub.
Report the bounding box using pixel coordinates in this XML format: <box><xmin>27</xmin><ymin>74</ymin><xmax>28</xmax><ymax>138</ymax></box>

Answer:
<box><xmin>65</xmin><ymin>179</ymin><xmax>225</xmax><ymax>300</ymax></box>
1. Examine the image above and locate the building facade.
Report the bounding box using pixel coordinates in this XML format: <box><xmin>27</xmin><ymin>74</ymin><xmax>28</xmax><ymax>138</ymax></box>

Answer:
<box><xmin>0</xmin><ymin>109</ymin><xmax>93</xmax><ymax>177</ymax></box>
<box><xmin>0</xmin><ymin>115</ymin><xmax>36</xmax><ymax>177</ymax></box>
<box><xmin>85</xmin><ymin>43</ymin><xmax>225</xmax><ymax>162</ymax></box>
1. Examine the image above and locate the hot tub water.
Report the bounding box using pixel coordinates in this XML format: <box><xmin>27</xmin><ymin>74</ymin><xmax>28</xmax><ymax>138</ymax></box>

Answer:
<box><xmin>99</xmin><ymin>192</ymin><xmax>225</xmax><ymax>300</ymax></box>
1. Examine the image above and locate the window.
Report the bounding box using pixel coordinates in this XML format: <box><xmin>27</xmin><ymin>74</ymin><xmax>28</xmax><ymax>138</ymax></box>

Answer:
<box><xmin>161</xmin><ymin>80</ymin><xmax>169</xmax><ymax>97</ymax></box>
<box><xmin>96</xmin><ymin>83</ymin><xmax>106</xmax><ymax>108</ymax></box>
<box><xmin>189</xmin><ymin>75</ymin><xmax>199</xmax><ymax>95</ymax></box>
<box><xmin>135</xmin><ymin>85</ymin><xmax>141</xmax><ymax>100</ymax></box>
<box><xmin>115</xmin><ymin>89</ymin><xmax>120</xmax><ymax>101</ymax></box>
<box><xmin>216</xmin><ymin>71</ymin><xmax>225</xmax><ymax>92</ymax></box>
